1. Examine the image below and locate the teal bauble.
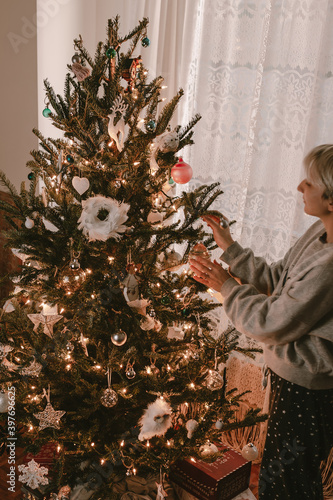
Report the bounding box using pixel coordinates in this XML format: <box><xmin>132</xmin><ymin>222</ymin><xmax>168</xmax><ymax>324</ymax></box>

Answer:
<box><xmin>141</xmin><ymin>37</ymin><xmax>150</xmax><ymax>47</ymax></box>
<box><xmin>66</xmin><ymin>154</ymin><xmax>74</xmax><ymax>164</ymax></box>
<box><xmin>161</xmin><ymin>295</ymin><xmax>171</xmax><ymax>305</ymax></box>
<box><xmin>168</xmin><ymin>178</ymin><xmax>175</xmax><ymax>185</ymax></box>
<box><xmin>28</xmin><ymin>172</ymin><xmax>34</xmax><ymax>181</ymax></box>
<box><xmin>147</xmin><ymin>120</ymin><xmax>156</xmax><ymax>132</ymax></box>
<box><xmin>42</xmin><ymin>107</ymin><xmax>51</xmax><ymax>118</ymax></box>
<box><xmin>106</xmin><ymin>47</ymin><xmax>117</xmax><ymax>58</ymax></box>
<box><xmin>182</xmin><ymin>308</ymin><xmax>190</xmax><ymax>317</ymax></box>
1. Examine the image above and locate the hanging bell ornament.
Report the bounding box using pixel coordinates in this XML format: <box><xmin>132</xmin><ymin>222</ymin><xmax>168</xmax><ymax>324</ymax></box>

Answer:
<box><xmin>241</xmin><ymin>443</ymin><xmax>259</xmax><ymax>461</ymax></box>
<box><xmin>111</xmin><ymin>330</ymin><xmax>127</xmax><ymax>346</ymax></box>
<box><xmin>171</xmin><ymin>158</ymin><xmax>193</xmax><ymax>184</ymax></box>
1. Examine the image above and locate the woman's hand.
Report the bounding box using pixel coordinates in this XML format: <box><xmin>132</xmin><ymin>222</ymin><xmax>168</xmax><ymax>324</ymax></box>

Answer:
<box><xmin>201</xmin><ymin>215</ymin><xmax>234</xmax><ymax>251</ymax></box>
<box><xmin>189</xmin><ymin>256</ymin><xmax>232</xmax><ymax>292</ymax></box>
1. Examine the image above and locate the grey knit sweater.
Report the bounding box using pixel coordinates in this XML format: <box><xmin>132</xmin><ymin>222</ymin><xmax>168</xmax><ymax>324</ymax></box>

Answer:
<box><xmin>220</xmin><ymin>219</ymin><xmax>333</xmax><ymax>390</ymax></box>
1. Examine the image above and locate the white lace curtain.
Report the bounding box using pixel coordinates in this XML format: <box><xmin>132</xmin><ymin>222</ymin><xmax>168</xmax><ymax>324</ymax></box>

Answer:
<box><xmin>180</xmin><ymin>0</ymin><xmax>333</xmax><ymax>261</ymax></box>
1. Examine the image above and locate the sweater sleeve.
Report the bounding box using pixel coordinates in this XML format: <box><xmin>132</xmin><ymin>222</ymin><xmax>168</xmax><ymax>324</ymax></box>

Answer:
<box><xmin>220</xmin><ymin>242</ymin><xmax>292</xmax><ymax>296</ymax></box>
<box><xmin>220</xmin><ymin>262</ymin><xmax>333</xmax><ymax>345</ymax></box>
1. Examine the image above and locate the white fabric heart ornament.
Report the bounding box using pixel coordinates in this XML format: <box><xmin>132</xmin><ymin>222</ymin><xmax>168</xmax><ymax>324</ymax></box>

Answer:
<box><xmin>72</xmin><ymin>176</ymin><xmax>90</xmax><ymax>195</ymax></box>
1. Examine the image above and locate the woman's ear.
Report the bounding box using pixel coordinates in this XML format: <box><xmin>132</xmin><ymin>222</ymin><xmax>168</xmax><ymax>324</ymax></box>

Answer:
<box><xmin>328</xmin><ymin>199</ymin><xmax>333</xmax><ymax>212</ymax></box>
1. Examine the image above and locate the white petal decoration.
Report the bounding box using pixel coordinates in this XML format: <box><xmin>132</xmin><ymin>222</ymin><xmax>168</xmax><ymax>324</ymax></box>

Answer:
<box><xmin>138</xmin><ymin>398</ymin><xmax>173</xmax><ymax>441</ymax></box>
<box><xmin>78</xmin><ymin>195</ymin><xmax>130</xmax><ymax>242</ymax></box>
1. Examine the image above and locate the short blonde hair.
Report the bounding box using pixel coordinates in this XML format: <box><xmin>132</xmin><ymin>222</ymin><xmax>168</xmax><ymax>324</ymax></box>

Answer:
<box><xmin>303</xmin><ymin>144</ymin><xmax>333</xmax><ymax>200</ymax></box>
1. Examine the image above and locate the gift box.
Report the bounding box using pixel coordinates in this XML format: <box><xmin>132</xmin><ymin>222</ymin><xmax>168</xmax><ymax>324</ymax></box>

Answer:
<box><xmin>24</xmin><ymin>441</ymin><xmax>59</xmax><ymax>467</ymax></box>
<box><xmin>169</xmin><ymin>448</ymin><xmax>251</xmax><ymax>500</ymax></box>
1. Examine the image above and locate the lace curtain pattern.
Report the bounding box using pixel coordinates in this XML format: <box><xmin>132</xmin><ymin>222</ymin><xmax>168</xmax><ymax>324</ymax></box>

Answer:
<box><xmin>180</xmin><ymin>0</ymin><xmax>333</xmax><ymax>263</ymax></box>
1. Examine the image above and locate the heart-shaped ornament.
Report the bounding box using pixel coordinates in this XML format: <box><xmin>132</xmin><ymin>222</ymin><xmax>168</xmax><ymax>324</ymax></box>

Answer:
<box><xmin>72</xmin><ymin>176</ymin><xmax>90</xmax><ymax>195</ymax></box>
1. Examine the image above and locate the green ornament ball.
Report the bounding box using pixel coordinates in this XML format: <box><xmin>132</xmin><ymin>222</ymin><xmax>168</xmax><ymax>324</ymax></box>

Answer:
<box><xmin>28</xmin><ymin>172</ymin><xmax>34</xmax><ymax>181</ymax></box>
<box><xmin>161</xmin><ymin>295</ymin><xmax>171</xmax><ymax>305</ymax></box>
<box><xmin>106</xmin><ymin>47</ymin><xmax>117</xmax><ymax>58</ymax></box>
<box><xmin>168</xmin><ymin>178</ymin><xmax>175</xmax><ymax>185</ymax></box>
<box><xmin>147</xmin><ymin>120</ymin><xmax>156</xmax><ymax>132</ymax></box>
<box><xmin>142</xmin><ymin>37</ymin><xmax>150</xmax><ymax>47</ymax></box>
<box><xmin>42</xmin><ymin>107</ymin><xmax>52</xmax><ymax>118</ymax></box>
<box><xmin>182</xmin><ymin>308</ymin><xmax>190</xmax><ymax>317</ymax></box>
<box><xmin>66</xmin><ymin>154</ymin><xmax>74</xmax><ymax>164</ymax></box>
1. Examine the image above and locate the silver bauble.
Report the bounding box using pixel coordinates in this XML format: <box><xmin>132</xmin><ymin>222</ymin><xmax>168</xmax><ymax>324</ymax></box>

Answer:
<box><xmin>100</xmin><ymin>388</ymin><xmax>118</xmax><ymax>407</ymax></box>
<box><xmin>125</xmin><ymin>367</ymin><xmax>136</xmax><ymax>379</ymax></box>
<box><xmin>205</xmin><ymin>370</ymin><xmax>224</xmax><ymax>391</ymax></box>
<box><xmin>241</xmin><ymin>443</ymin><xmax>259</xmax><ymax>461</ymax></box>
<box><xmin>111</xmin><ymin>330</ymin><xmax>127</xmax><ymax>346</ymax></box>
<box><xmin>215</xmin><ymin>419</ymin><xmax>224</xmax><ymax>430</ymax></box>
<box><xmin>71</xmin><ymin>53</ymin><xmax>81</xmax><ymax>64</ymax></box>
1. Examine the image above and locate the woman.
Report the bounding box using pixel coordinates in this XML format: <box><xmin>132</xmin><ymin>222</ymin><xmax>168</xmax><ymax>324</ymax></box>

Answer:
<box><xmin>189</xmin><ymin>144</ymin><xmax>333</xmax><ymax>499</ymax></box>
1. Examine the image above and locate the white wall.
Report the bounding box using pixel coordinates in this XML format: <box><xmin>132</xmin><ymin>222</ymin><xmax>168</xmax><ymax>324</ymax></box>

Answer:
<box><xmin>0</xmin><ymin>0</ymin><xmax>38</xmax><ymax>190</ymax></box>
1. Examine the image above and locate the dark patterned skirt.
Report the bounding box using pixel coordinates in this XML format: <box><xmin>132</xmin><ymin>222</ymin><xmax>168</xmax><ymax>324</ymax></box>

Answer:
<box><xmin>259</xmin><ymin>370</ymin><xmax>333</xmax><ymax>500</ymax></box>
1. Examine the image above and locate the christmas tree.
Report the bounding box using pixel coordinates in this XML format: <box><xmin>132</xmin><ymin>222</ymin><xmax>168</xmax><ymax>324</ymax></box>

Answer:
<box><xmin>0</xmin><ymin>17</ymin><xmax>265</xmax><ymax>499</ymax></box>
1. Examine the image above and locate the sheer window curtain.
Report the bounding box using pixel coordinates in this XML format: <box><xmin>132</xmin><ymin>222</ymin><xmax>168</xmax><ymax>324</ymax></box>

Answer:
<box><xmin>182</xmin><ymin>0</ymin><xmax>333</xmax><ymax>262</ymax></box>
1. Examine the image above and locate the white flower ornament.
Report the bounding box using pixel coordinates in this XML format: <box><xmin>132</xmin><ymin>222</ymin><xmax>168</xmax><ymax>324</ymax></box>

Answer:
<box><xmin>78</xmin><ymin>195</ymin><xmax>130</xmax><ymax>241</ymax></box>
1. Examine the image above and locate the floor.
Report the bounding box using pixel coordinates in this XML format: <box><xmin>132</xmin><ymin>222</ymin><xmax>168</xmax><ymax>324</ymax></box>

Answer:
<box><xmin>249</xmin><ymin>464</ymin><xmax>260</xmax><ymax>499</ymax></box>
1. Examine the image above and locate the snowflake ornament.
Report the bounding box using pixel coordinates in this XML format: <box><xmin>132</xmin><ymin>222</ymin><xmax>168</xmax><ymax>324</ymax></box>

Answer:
<box><xmin>18</xmin><ymin>459</ymin><xmax>49</xmax><ymax>489</ymax></box>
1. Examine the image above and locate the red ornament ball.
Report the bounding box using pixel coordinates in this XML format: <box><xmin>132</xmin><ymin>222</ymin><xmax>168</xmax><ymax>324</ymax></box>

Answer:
<box><xmin>171</xmin><ymin>158</ymin><xmax>193</xmax><ymax>184</ymax></box>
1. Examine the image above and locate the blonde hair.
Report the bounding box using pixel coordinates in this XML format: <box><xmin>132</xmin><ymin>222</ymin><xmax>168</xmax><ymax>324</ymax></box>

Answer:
<box><xmin>303</xmin><ymin>144</ymin><xmax>333</xmax><ymax>200</ymax></box>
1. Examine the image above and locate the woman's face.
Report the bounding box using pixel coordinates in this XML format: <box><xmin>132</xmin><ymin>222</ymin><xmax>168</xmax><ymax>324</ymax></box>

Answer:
<box><xmin>297</xmin><ymin>170</ymin><xmax>329</xmax><ymax>218</ymax></box>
